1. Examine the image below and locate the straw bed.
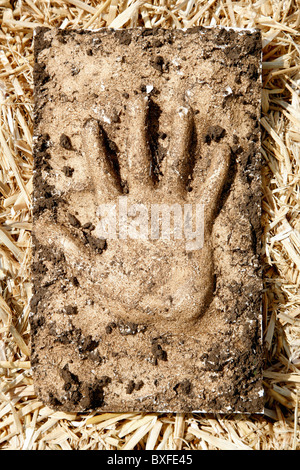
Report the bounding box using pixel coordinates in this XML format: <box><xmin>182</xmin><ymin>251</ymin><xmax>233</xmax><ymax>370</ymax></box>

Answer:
<box><xmin>0</xmin><ymin>0</ymin><xmax>299</xmax><ymax>450</ymax></box>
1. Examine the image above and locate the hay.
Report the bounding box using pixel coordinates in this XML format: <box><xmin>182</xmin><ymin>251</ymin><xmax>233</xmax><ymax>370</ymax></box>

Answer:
<box><xmin>0</xmin><ymin>0</ymin><xmax>299</xmax><ymax>450</ymax></box>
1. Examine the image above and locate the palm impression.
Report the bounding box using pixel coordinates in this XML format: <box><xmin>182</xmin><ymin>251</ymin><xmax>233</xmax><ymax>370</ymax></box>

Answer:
<box><xmin>34</xmin><ymin>94</ymin><xmax>230</xmax><ymax>330</ymax></box>
<box><xmin>31</xmin><ymin>27</ymin><xmax>263</xmax><ymax>414</ymax></box>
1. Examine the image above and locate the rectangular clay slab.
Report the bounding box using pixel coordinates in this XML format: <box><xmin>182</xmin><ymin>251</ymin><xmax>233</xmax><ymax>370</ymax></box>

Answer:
<box><xmin>31</xmin><ymin>26</ymin><xmax>264</xmax><ymax>413</ymax></box>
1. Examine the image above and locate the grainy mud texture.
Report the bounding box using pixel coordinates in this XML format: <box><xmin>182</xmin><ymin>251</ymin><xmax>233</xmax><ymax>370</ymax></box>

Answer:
<box><xmin>32</xmin><ymin>27</ymin><xmax>264</xmax><ymax>413</ymax></box>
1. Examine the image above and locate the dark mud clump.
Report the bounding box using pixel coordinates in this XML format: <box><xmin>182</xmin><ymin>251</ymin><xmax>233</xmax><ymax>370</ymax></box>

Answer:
<box><xmin>60</xmin><ymin>133</ymin><xmax>73</xmax><ymax>150</ymax></box>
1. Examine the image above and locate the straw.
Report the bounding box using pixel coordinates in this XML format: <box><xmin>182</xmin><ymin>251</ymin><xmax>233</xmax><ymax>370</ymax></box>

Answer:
<box><xmin>0</xmin><ymin>0</ymin><xmax>299</xmax><ymax>450</ymax></box>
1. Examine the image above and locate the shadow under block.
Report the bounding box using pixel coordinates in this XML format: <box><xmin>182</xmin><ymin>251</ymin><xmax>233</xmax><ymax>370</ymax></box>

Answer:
<box><xmin>31</xmin><ymin>27</ymin><xmax>264</xmax><ymax>413</ymax></box>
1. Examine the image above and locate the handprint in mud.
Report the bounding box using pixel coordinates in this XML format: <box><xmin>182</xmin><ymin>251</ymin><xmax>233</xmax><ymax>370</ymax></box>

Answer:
<box><xmin>34</xmin><ymin>95</ymin><xmax>231</xmax><ymax>330</ymax></box>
